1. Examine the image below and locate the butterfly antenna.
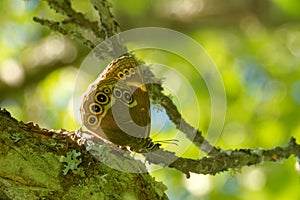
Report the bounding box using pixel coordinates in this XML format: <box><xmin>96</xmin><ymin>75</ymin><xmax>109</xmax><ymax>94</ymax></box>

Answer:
<box><xmin>154</xmin><ymin>139</ymin><xmax>179</xmax><ymax>146</ymax></box>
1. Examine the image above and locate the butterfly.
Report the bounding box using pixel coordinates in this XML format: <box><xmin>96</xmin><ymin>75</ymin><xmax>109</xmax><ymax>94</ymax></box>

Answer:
<box><xmin>80</xmin><ymin>55</ymin><xmax>160</xmax><ymax>153</ymax></box>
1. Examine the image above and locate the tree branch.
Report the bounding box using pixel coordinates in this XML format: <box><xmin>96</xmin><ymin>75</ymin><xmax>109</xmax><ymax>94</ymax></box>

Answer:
<box><xmin>143</xmin><ymin>137</ymin><xmax>300</xmax><ymax>178</ymax></box>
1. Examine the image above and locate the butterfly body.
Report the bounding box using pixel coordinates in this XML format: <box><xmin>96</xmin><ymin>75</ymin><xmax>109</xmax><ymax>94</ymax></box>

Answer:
<box><xmin>80</xmin><ymin>55</ymin><xmax>160</xmax><ymax>152</ymax></box>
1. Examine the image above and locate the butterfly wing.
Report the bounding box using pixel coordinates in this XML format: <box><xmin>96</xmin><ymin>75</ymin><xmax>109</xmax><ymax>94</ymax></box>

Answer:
<box><xmin>80</xmin><ymin>77</ymin><xmax>117</xmax><ymax>140</ymax></box>
<box><xmin>80</xmin><ymin>55</ymin><xmax>151</xmax><ymax>147</ymax></box>
<box><xmin>100</xmin><ymin>80</ymin><xmax>150</xmax><ymax>146</ymax></box>
<box><xmin>102</xmin><ymin>56</ymin><xmax>151</xmax><ymax>138</ymax></box>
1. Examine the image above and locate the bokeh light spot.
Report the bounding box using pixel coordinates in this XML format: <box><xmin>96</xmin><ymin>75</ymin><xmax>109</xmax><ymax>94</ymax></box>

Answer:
<box><xmin>222</xmin><ymin>122</ymin><xmax>247</xmax><ymax>147</ymax></box>
<box><xmin>0</xmin><ymin>59</ymin><xmax>24</xmax><ymax>86</ymax></box>
<box><xmin>291</xmin><ymin>80</ymin><xmax>300</xmax><ymax>104</ymax></box>
<box><xmin>240</xmin><ymin>168</ymin><xmax>266</xmax><ymax>191</ymax></box>
<box><xmin>184</xmin><ymin>173</ymin><xmax>211</xmax><ymax>196</ymax></box>
<box><xmin>287</xmin><ymin>31</ymin><xmax>300</xmax><ymax>57</ymax></box>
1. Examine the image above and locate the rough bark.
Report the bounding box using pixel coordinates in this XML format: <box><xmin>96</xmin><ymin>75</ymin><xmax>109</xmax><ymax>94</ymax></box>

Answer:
<box><xmin>0</xmin><ymin>108</ymin><xmax>168</xmax><ymax>200</ymax></box>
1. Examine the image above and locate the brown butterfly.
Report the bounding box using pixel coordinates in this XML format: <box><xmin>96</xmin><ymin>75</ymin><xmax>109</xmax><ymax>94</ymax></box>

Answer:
<box><xmin>80</xmin><ymin>55</ymin><xmax>160</xmax><ymax>153</ymax></box>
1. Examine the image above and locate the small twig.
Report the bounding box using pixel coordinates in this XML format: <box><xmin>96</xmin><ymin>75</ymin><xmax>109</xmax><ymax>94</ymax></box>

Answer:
<box><xmin>90</xmin><ymin>0</ymin><xmax>120</xmax><ymax>37</ymax></box>
<box><xmin>33</xmin><ymin>17</ymin><xmax>96</xmax><ymax>48</ymax></box>
<box><xmin>34</xmin><ymin>0</ymin><xmax>126</xmax><ymax>58</ymax></box>
<box><xmin>47</xmin><ymin>0</ymin><xmax>106</xmax><ymax>39</ymax></box>
<box><xmin>141</xmin><ymin>64</ymin><xmax>221</xmax><ymax>156</ymax></box>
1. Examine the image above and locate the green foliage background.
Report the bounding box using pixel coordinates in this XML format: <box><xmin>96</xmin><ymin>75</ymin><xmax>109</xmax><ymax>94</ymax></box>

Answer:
<box><xmin>1</xmin><ymin>0</ymin><xmax>300</xmax><ymax>199</ymax></box>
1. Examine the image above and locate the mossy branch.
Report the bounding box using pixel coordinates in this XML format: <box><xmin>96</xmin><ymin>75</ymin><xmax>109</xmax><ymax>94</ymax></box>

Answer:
<box><xmin>33</xmin><ymin>17</ymin><xmax>96</xmax><ymax>48</ymax></box>
<box><xmin>144</xmin><ymin>138</ymin><xmax>300</xmax><ymax>178</ymax></box>
<box><xmin>0</xmin><ymin>109</ymin><xmax>168</xmax><ymax>199</ymax></box>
